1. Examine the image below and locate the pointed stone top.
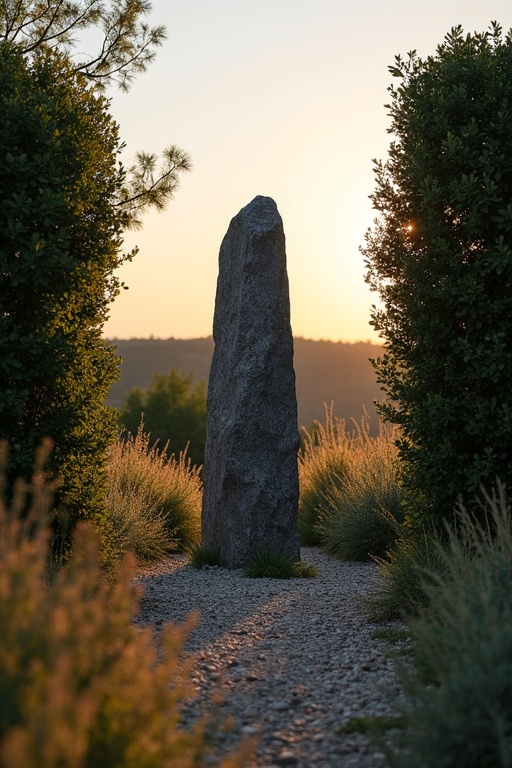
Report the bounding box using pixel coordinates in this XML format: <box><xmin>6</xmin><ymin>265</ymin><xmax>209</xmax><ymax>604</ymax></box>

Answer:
<box><xmin>238</xmin><ymin>195</ymin><xmax>282</xmax><ymax>230</ymax></box>
<box><xmin>244</xmin><ymin>194</ymin><xmax>276</xmax><ymax>209</ymax></box>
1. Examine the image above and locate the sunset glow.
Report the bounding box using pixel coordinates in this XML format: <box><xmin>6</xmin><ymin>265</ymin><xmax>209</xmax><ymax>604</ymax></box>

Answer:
<box><xmin>103</xmin><ymin>0</ymin><xmax>512</xmax><ymax>343</ymax></box>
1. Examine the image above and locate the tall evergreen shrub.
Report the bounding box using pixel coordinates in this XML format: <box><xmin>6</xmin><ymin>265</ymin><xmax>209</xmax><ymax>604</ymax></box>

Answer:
<box><xmin>0</xmin><ymin>46</ymin><xmax>130</xmax><ymax>538</ymax></box>
<box><xmin>363</xmin><ymin>23</ymin><xmax>512</xmax><ymax>527</ymax></box>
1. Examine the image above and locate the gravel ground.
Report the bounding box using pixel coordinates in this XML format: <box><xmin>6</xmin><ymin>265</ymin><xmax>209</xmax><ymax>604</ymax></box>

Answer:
<box><xmin>135</xmin><ymin>547</ymin><xmax>407</xmax><ymax>767</ymax></box>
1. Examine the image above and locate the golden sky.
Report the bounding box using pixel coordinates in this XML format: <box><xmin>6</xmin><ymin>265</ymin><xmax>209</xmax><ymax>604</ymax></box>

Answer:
<box><xmin>103</xmin><ymin>0</ymin><xmax>512</xmax><ymax>342</ymax></box>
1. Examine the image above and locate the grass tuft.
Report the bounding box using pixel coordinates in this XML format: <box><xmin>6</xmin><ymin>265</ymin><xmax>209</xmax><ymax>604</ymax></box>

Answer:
<box><xmin>298</xmin><ymin>406</ymin><xmax>351</xmax><ymax>545</ymax></box>
<box><xmin>371</xmin><ymin>628</ymin><xmax>411</xmax><ymax>644</ymax></box>
<box><xmin>363</xmin><ymin>530</ymin><xmax>447</xmax><ymax>622</ymax></box>
<box><xmin>188</xmin><ymin>543</ymin><xmax>220</xmax><ymax>569</ymax></box>
<box><xmin>338</xmin><ymin>715</ymin><xmax>408</xmax><ymax>735</ymax></box>
<box><xmin>243</xmin><ymin>549</ymin><xmax>317</xmax><ymax>579</ymax></box>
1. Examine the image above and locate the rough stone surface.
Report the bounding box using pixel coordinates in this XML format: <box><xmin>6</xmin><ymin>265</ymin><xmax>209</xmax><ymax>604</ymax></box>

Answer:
<box><xmin>202</xmin><ymin>195</ymin><xmax>300</xmax><ymax>568</ymax></box>
<box><xmin>135</xmin><ymin>548</ymin><xmax>408</xmax><ymax>767</ymax></box>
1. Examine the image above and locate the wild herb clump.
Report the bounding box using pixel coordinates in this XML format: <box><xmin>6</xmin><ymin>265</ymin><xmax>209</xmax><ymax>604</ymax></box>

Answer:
<box><xmin>363</xmin><ymin>529</ymin><xmax>446</xmax><ymax>621</ymax></box>
<box><xmin>318</xmin><ymin>419</ymin><xmax>404</xmax><ymax>561</ymax></box>
<box><xmin>298</xmin><ymin>408</ymin><xmax>352</xmax><ymax>546</ymax></box>
<box><xmin>387</xmin><ymin>483</ymin><xmax>512</xmax><ymax>768</ymax></box>
<box><xmin>0</xmin><ymin>443</ymin><xmax>247</xmax><ymax>768</ymax></box>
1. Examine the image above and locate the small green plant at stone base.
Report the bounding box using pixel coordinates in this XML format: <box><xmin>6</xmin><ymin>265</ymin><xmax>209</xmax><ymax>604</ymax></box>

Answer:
<box><xmin>298</xmin><ymin>407</ymin><xmax>351</xmax><ymax>545</ymax></box>
<box><xmin>188</xmin><ymin>543</ymin><xmax>221</xmax><ymax>569</ymax></box>
<box><xmin>243</xmin><ymin>549</ymin><xmax>317</xmax><ymax>579</ymax></box>
<box><xmin>338</xmin><ymin>715</ymin><xmax>408</xmax><ymax>735</ymax></box>
<box><xmin>0</xmin><ymin>449</ymin><xmax>249</xmax><ymax>768</ymax></box>
<box><xmin>371</xmin><ymin>628</ymin><xmax>411</xmax><ymax>644</ymax></box>
<box><xmin>106</xmin><ymin>424</ymin><xmax>202</xmax><ymax>567</ymax></box>
<box><xmin>386</xmin><ymin>482</ymin><xmax>512</xmax><ymax>768</ymax></box>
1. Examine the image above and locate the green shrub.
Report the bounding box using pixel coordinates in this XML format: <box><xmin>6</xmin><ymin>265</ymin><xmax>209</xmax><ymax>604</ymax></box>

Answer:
<box><xmin>388</xmin><ymin>482</ymin><xmax>512</xmax><ymax>768</ymax></box>
<box><xmin>0</xmin><ymin>46</ymin><xmax>124</xmax><ymax>539</ymax></box>
<box><xmin>105</xmin><ymin>424</ymin><xmax>202</xmax><ymax>567</ymax></box>
<box><xmin>319</xmin><ymin>420</ymin><xmax>404</xmax><ymax>561</ymax></box>
<box><xmin>243</xmin><ymin>549</ymin><xmax>317</xmax><ymax>579</ymax></box>
<box><xmin>298</xmin><ymin>408</ymin><xmax>351</xmax><ymax>545</ymax></box>
<box><xmin>0</xmin><ymin>451</ymin><xmax>247</xmax><ymax>768</ymax></box>
<box><xmin>363</xmin><ymin>23</ymin><xmax>512</xmax><ymax>530</ymax></box>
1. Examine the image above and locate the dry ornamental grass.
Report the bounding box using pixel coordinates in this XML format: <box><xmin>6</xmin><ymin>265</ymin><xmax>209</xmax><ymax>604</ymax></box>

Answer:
<box><xmin>299</xmin><ymin>409</ymin><xmax>404</xmax><ymax>560</ymax></box>
<box><xmin>106</xmin><ymin>424</ymin><xmax>202</xmax><ymax>566</ymax></box>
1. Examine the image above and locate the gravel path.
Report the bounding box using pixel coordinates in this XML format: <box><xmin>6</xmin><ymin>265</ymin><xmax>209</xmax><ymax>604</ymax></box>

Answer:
<box><xmin>135</xmin><ymin>547</ymin><xmax>406</xmax><ymax>767</ymax></box>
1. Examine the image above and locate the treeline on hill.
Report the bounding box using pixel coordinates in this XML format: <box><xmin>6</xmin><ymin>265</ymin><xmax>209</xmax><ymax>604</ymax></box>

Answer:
<box><xmin>106</xmin><ymin>336</ymin><xmax>383</xmax><ymax>432</ymax></box>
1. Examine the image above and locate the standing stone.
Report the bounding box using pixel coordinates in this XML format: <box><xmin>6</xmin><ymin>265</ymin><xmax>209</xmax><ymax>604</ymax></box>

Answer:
<box><xmin>201</xmin><ymin>195</ymin><xmax>300</xmax><ymax>569</ymax></box>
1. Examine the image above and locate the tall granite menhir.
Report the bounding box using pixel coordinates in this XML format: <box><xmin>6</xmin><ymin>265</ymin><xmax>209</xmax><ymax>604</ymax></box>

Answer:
<box><xmin>201</xmin><ymin>196</ymin><xmax>300</xmax><ymax>569</ymax></box>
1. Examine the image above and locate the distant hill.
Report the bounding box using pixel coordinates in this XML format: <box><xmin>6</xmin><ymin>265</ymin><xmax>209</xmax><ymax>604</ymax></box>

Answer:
<box><xmin>106</xmin><ymin>337</ymin><xmax>384</xmax><ymax>432</ymax></box>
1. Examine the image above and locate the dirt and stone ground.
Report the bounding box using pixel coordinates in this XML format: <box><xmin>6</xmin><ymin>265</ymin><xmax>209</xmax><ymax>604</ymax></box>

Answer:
<box><xmin>135</xmin><ymin>547</ymin><xmax>408</xmax><ymax>767</ymax></box>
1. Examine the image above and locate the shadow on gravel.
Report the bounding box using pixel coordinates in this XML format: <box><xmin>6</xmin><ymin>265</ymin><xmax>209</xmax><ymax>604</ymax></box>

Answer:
<box><xmin>134</xmin><ymin>549</ymin><xmax>379</xmax><ymax>655</ymax></box>
<box><xmin>135</xmin><ymin>554</ymin><xmax>321</xmax><ymax>652</ymax></box>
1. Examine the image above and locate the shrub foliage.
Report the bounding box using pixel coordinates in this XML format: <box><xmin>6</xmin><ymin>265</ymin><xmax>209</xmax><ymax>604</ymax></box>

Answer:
<box><xmin>0</xmin><ymin>46</ymin><xmax>128</xmax><ymax>533</ymax></box>
<box><xmin>363</xmin><ymin>23</ymin><xmax>512</xmax><ymax>527</ymax></box>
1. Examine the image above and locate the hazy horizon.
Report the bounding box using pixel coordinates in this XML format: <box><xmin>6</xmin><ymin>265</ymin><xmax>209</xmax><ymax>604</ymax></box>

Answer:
<box><xmin>105</xmin><ymin>333</ymin><xmax>383</xmax><ymax>345</ymax></box>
